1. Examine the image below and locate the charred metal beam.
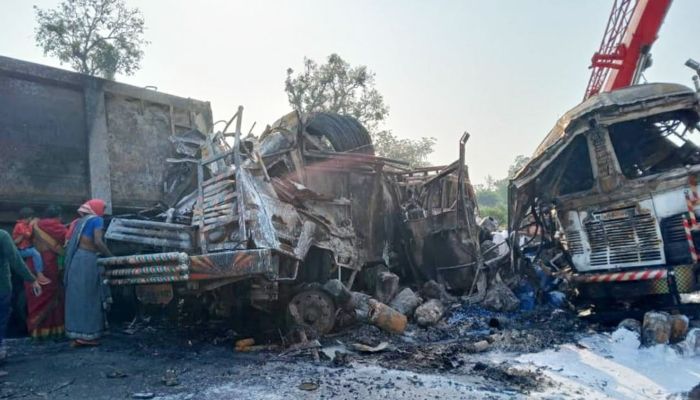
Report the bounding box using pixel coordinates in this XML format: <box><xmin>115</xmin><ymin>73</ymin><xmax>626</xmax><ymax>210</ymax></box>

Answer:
<box><xmin>304</xmin><ymin>149</ymin><xmax>410</xmax><ymax>166</ymax></box>
<box><xmin>113</xmin><ymin>219</ymin><xmax>193</xmax><ymax>231</ymax></box>
<box><xmin>457</xmin><ymin>131</ymin><xmax>470</xmax><ymax>225</ymax></box>
<box><xmin>103</xmin><ymin>235</ymin><xmax>192</xmax><ymax>250</ymax></box>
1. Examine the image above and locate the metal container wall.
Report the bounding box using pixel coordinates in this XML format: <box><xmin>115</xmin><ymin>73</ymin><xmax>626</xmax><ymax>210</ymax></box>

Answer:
<box><xmin>0</xmin><ymin>56</ymin><xmax>212</xmax><ymax>222</ymax></box>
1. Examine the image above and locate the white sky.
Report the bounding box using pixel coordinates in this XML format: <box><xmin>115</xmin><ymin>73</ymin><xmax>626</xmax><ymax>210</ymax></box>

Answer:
<box><xmin>1</xmin><ymin>0</ymin><xmax>698</xmax><ymax>184</ymax></box>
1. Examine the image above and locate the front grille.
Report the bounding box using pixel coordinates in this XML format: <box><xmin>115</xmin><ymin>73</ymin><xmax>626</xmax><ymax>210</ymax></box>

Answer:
<box><xmin>565</xmin><ymin>229</ymin><xmax>584</xmax><ymax>255</ymax></box>
<box><xmin>585</xmin><ymin>211</ymin><xmax>663</xmax><ymax>267</ymax></box>
<box><xmin>661</xmin><ymin>213</ymin><xmax>687</xmax><ymax>243</ymax></box>
<box><xmin>660</xmin><ymin>212</ymin><xmax>699</xmax><ymax>265</ymax></box>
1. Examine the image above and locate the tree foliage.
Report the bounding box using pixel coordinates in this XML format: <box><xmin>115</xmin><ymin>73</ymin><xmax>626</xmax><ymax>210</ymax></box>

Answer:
<box><xmin>285</xmin><ymin>54</ymin><xmax>435</xmax><ymax>167</ymax></box>
<box><xmin>474</xmin><ymin>155</ymin><xmax>531</xmax><ymax>227</ymax></box>
<box><xmin>34</xmin><ymin>0</ymin><xmax>147</xmax><ymax>78</ymax></box>
<box><xmin>508</xmin><ymin>154</ymin><xmax>531</xmax><ymax>178</ymax></box>
<box><xmin>372</xmin><ymin>130</ymin><xmax>436</xmax><ymax>167</ymax></box>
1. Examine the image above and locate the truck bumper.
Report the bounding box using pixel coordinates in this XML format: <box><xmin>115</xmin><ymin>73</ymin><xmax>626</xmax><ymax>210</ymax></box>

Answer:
<box><xmin>101</xmin><ymin>249</ymin><xmax>278</xmax><ymax>286</ymax></box>
<box><xmin>575</xmin><ymin>264</ymin><xmax>700</xmax><ymax>300</ymax></box>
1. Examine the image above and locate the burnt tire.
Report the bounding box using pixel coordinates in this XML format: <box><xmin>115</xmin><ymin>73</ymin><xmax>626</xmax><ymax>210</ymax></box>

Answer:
<box><xmin>287</xmin><ymin>288</ymin><xmax>336</xmax><ymax>335</ymax></box>
<box><xmin>306</xmin><ymin>112</ymin><xmax>374</xmax><ymax>154</ymax></box>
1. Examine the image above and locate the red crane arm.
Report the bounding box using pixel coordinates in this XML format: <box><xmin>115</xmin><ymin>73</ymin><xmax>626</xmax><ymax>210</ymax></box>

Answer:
<box><xmin>584</xmin><ymin>0</ymin><xmax>672</xmax><ymax>100</ymax></box>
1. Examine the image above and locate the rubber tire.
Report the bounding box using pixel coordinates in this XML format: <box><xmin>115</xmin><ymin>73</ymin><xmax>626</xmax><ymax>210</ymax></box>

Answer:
<box><xmin>305</xmin><ymin>112</ymin><xmax>374</xmax><ymax>155</ymax></box>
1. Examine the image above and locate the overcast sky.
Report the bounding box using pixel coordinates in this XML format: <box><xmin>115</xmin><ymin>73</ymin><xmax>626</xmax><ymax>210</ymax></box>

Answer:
<box><xmin>1</xmin><ymin>0</ymin><xmax>698</xmax><ymax>184</ymax></box>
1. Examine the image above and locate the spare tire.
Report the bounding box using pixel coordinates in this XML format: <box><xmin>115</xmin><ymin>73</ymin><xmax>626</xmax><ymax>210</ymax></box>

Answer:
<box><xmin>305</xmin><ymin>112</ymin><xmax>374</xmax><ymax>155</ymax></box>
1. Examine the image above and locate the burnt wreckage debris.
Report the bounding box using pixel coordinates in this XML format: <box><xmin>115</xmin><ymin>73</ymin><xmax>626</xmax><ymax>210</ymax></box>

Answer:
<box><xmin>509</xmin><ymin>82</ymin><xmax>700</xmax><ymax>313</ymax></box>
<box><xmin>101</xmin><ymin>109</ymin><xmax>490</xmax><ymax>339</ymax></box>
<box><xmin>100</xmin><ymin>84</ymin><xmax>700</xmax><ymax>352</ymax></box>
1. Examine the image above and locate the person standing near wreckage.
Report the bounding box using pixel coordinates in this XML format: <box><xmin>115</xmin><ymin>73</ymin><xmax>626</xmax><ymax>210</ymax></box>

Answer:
<box><xmin>64</xmin><ymin>199</ymin><xmax>113</xmax><ymax>347</ymax></box>
<box><xmin>0</xmin><ymin>230</ymin><xmax>41</xmax><ymax>375</ymax></box>
<box><xmin>25</xmin><ymin>205</ymin><xmax>67</xmax><ymax>340</ymax></box>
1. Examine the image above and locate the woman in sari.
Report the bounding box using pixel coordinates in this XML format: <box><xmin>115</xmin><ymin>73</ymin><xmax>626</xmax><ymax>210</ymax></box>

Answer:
<box><xmin>23</xmin><ymin>205</ymin><xmax>66</xmax><ymax>339</ymax></box>
<box><xmin>64</xmin><ymin>199</ymin><xmax>113</xmax><ymax>346</ymax></box>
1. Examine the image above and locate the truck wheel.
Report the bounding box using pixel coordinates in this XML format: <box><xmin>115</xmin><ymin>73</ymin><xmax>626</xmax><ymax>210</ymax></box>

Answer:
<box><xmin>306</xmin><ymin>112</ymin><xmax>374</xmax><ymax>155</ymax></box>
<box><xmin>287</xmin><ymin>288</ymin><xmax>336</xmax><ymax>335</ymax></box>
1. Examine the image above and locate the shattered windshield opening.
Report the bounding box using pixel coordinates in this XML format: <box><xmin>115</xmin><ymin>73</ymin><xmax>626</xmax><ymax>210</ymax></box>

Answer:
<box><xmin>537</xmin><ymin>135</ymin><xmax>595</xmax><ymax>197</ymax></box>
<box><xmin>609</xmin><ymin>110</ymin><xmax>700</xmax><ymax>179</ymax></box>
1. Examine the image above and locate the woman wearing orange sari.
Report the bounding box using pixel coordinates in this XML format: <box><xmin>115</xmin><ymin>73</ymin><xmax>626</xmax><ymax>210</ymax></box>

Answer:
<box><xmin>23</xmin><ymin>205</ymin><xmax>66</xmax><ymax>339</ymax></box>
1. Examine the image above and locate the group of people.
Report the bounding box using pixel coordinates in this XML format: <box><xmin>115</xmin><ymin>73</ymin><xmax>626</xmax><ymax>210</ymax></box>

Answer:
<box><xmin>0</xmin><ymin>199</ymin><xmax>114</xmax><ymax>373</ymax></box>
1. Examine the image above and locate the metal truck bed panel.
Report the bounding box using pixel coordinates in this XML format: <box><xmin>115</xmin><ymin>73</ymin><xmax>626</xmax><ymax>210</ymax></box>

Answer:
<box><xmin>0</xmin><ymin>73</ymin><xmax>89</xmax><ymax>206</ymax></box>
<box><xmin>0</xmin><ymin>55</ymin><xmax>212</xmax><ymax>221</ymax></box>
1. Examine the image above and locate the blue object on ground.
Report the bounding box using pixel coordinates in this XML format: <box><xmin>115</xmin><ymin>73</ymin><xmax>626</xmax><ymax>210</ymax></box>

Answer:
<box><xmin>534</xmin><ymin>265</ymin><xmax>556</xmax><ymax>292</ymax></box>
<box><xmin>514</xmin><ymin>280</ymin><xmax>535</xmax><ymax>311</ymax></box>
<box><xmin>547</xmin><ymin>291</ymin><xmax>566</xmax><ymax>308</ymax></box>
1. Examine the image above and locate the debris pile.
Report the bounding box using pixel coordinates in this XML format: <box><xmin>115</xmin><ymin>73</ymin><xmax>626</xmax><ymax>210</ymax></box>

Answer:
<box><xmin>618</xmin><ymin>311</ymin><xmax>696</xmax><ymax>351</ymax></box>
<box><xmin>414</xmin><ymin>299</ymin><xmax>445</xmax><ymax>327</ymax></box>
<box><xmin>94</xmin><ymin>105</ymin><xmax>700</xmax><ymax>367</ymax></box>
<box><xmin>100</xmin><ymin>109</ymin><xmax>524</xmax><ymax>354</ymax></box>
<box><xmin>389</xmin><ymin>288</ymin><xmax>421</xmax><ymax>316</ymax></box>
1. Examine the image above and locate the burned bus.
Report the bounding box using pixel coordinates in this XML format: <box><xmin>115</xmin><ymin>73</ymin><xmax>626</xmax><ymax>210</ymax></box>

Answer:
<box><xmin>510</xmin><ymin>82</ymin><xmax>700</xmax><ymax>310</ymax></box>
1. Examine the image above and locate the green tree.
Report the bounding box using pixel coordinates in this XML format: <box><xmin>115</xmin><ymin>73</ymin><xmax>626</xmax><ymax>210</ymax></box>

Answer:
<box><xmin>285</xmin><ymin>54</ymin><xmax>435</xmax><ymax>167</ymax></box>
<box><xmin>372</xmin><ymin>130</ymin><xmax>436</xmax><ymax>167</ymax></box>
<box><xmin>34</xmin><ymin>0</ymin><xmax>147</xmax><ymax>79</ymax></box>
<box><xmin>508</xmin><ymin>154</ymin><xmax>531</xmax><ymax>178</ymax></box>
<box><xmin>474</xmin><ymin>155</ymin><xmax>530</xmax><ymax>227</ymax></box>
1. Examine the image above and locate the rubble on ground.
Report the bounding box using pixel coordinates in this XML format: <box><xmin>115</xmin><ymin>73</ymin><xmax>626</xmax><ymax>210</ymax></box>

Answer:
<box><xmin>389</xmin><ymin>288</ymin><xmax>422</xmax><ymax>316</ymax></box>
<box><xmin>374</xmin><ymin>272</ymin><xmax>400</xmax><ymax>304</ymax></box>
<box><xmin>421</xmin><ymin>280</ymin><xmax>456</xmax><ymax>304</ymax></box>
<box><xmin>481</xmin><ymin>277</ymin><xmax>520</xmax><ymax>312</ymax></box>
<box><xmin>414</xmin><ymin>299</ymin><xmax>445</xmax><ymax>327</ymax></box>
<box><xmin>682</xmin><ymin>328</ymin><xmax>700</xmax><ymax>355</ymax></box>
<box><xmin>368</xmin><ymin>299</ymin><xmax>407</xmax><ymax>334</ymax></box>
<box><xmin>670</xmin><ymin>314</ymin><xmax>690</xmax><ymax>343</ymax></box>
<box><xmin>613</xmin><ymin>311</ymin><xmax>697</xmax><ymax>351</ymax></box>
<box><xmin>642</xmin><ymin>311</ymin><xmax>671</xmax><ymax>345</ymax></box>
<box><xmin>471</xmin><ymin>361</ymin><xmax>550</xmax><ymax>394</ymax></box>
<box><xmin>617</xmin><ymin>318</ymin><xmax>641</xmax><ymax>335</ymax></box>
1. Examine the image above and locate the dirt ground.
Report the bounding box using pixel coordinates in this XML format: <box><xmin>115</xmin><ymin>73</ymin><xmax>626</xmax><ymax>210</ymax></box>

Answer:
<box><xmin>0</xmin><ymin>305</ymin><xmax>596</xmax><ymax>399</ymax></box>
<box><xmin>0</xmin><ymin>334</ymin><xmax>533</xmax><ymax>400</ymax></box>
<box><xmin>2</xmin><ymin>300</ymin><xmax>699</xmax><ymax>399</ymax></box>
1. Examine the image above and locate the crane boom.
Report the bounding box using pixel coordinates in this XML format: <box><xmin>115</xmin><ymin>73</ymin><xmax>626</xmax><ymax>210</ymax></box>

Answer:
<box><xmin>583</xmin><ymin>0</ymin><xmax>672</xmax><ymax>100</ymax></box>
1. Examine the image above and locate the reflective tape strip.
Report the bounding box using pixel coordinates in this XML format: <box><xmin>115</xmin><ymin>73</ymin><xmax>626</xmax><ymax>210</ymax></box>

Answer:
<box><xmin>689</xmin><ymin>175</ymin><xmax>699</xmax><ymax>205</ymax></box>
<box><xmin>106</xmin><ymin>274</ymin><xmax>190</xmax><ymax>285</ymax></box>
<box><xmin>103</xmin><ymin>264</ymin><xmax>189</xmax><ymax>277</ymax></box>
<box><xmin>686</xmin><ymin>192</ymin><xmax>699</xmax><ymax>228</ymax></box>
<box><xmin>578</xmin><ymin>269</ymin><xmax>667</xmax><ymax>283</ymax></box>
<box><xmin>98</xmin><ymin>252</ymin><xmax>189</xmax><ymax>267</ymax></box>
<box><xmin>683</xmin><ymin>216</ymin><xmax>698</xmax><ymax>263</ymax></box>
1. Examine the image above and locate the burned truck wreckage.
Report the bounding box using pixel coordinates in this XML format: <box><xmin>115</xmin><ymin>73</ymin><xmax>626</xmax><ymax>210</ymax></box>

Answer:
<box><xmin>510</xmin><ymin>82</ymin><xmax>700</xmax><ymax>311</ymax></box>
<box><xmin>101</xmin><ymin>110</ymin><xmax>482</xmax><ymax>333</ymax></box>
<box><xmin>71</xmin><ymin>80</ymin><xmax>700</xmax><ymax>335</ymax></box>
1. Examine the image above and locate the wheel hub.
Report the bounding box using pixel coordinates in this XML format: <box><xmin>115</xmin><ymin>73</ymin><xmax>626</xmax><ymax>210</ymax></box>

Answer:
<box><xmin>288</xmin><ymin>289</ymin><xmax>336</xmax><ymax>335</ymax></box>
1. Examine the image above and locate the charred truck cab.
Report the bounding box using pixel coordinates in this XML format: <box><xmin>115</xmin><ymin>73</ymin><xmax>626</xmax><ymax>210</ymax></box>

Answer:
<box><xmin>101</xmin><ymin>110</ymin><xmax>401</xmax><ymax>334</ymax></box>
<box><xmin>100</xmin><ymin>110</ymin><xmax>480</xmax><ymax>333</ymax></box>
<box><xmin>510</xmin><ymin>82</ymin><xmax>700</xmax><ymax>309</ymax></box>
